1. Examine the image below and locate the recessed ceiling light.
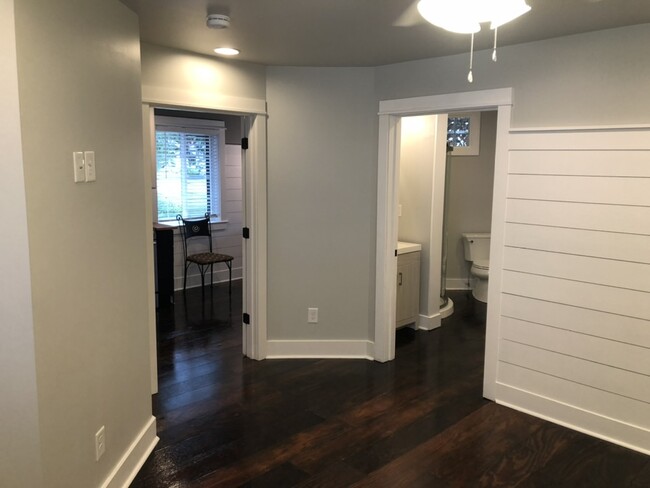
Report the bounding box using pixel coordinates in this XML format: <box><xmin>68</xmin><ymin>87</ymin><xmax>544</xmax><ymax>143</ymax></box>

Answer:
<box><xmin>214</xmin><ymin>47</ymin><xmax>240</xmax><ymax>56</ymax></box>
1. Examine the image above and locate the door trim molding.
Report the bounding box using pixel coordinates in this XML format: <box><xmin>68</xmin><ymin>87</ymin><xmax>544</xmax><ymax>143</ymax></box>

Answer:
<box><xmin>142</xmin><ymin>96</ymin><xmax>268</xmax><ymax>369</ymax></box>
<box><xmin>374</xmin><ymin>88</ymin><xmax>512</xmax><ymax>402</ymax></box>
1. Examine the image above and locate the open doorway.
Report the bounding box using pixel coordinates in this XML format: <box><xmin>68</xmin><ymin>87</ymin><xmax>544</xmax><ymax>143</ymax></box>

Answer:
<box><xmin>142</xmin><ymin>100</ymin><xmax>268</xmax><ymax>394</ymax></box>
<box><xmin>395</xmin><ymin>111</ymin><xmax>498</xmax><ymax>367</ymax></box>
<box><xmin>374</xmin><ymin>88</ymin><xmax>512</xmax><ymax>401</ymax></box>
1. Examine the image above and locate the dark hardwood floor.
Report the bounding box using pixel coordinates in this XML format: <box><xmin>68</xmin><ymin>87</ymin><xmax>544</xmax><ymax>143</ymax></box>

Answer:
<box><xmin>132</xmin><ymin>284</ymin><xmax>650</xmax><ymax>487</ymax></box>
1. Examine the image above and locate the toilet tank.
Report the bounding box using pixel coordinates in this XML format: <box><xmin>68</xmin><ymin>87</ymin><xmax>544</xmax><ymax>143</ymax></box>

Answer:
<box><xmin>462</xmin><ymin>233</ymin><xmax>491</xmax><ymax>262</ymax></box>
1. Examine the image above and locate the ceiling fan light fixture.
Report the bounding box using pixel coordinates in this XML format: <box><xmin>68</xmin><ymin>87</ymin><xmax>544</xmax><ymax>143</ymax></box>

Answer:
<box><xmin>214</xmin><ymin>47</ymin><xmax>240</xmax><ymax>56</ymax></box>
<box><xmin>416</xmin><ymin>0</ymin><xmax>480</xmax><ymax>34</ymax></box>
<box><xmin>417</xmin><ymin>0</ymin><xmax>530</xmax><ymax>33</ymax></box>
<box><xmin>490</xmin><ymin>0</ymin><xmax>532</xmax><ymax>29</ymax></box>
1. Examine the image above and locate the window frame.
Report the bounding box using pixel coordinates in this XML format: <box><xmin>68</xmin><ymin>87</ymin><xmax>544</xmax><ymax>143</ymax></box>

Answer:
<box><xmin>447</xmin><ymin>112</ymin><xmax>481</xmax><ymax>156</ymax></box>
<box><xmin>154</xmin><ymin>116</ymin><xmax>226</xmax><ymax>222</ymax></box>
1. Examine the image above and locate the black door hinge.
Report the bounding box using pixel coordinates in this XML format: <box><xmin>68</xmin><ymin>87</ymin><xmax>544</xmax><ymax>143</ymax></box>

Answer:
<box><xmin>243</xmin><ymin>227</ymin><xmax>250</xmax><ymax>239</ymax></box>
<box><xmin>243</xmin><ymin>313</ymin><xmax>250</xmax><ymax>325</ymax></box>
<box><xmin>241</xmin><ymin>137</ymin><xmax>249</xmax><ymax>150</ymax></box>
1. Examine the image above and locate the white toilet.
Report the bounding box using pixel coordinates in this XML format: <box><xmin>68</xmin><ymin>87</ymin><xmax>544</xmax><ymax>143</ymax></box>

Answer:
<box><xmin>461</xmin><ymin>233</ymin><xmax>490</xmax><ymax>303</ymax></box>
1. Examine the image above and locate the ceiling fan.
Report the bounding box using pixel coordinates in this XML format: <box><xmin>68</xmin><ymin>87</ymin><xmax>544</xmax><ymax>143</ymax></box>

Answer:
<box><xmin>393</xmin><ymin>0</ymin><xmax>532</xmax><ymax>81</ymax></box>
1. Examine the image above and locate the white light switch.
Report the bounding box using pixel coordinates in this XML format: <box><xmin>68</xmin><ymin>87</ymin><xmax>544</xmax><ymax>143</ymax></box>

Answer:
<box><xmin>308</xmin><ymin>308</ymin><xmax>318</xmax><ymax>323</ymax></box>
<box><xmin>84</xmin><ymin>151</ymin><xmax>96</xmax><ymax>182</ymax></box>
<box><xmin>73</xmin><ymin>152</ymin><xmax>85</xmax><ymax>183</ymax></box>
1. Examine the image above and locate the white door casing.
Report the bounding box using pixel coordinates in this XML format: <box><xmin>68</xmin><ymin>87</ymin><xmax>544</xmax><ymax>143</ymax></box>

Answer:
<box><xmin>141</xmin><ymin>93</ymin><xmax>268</xmax><ymax>383</ymax></box>
<box><xmin>375</xmin><ymin>88</ymin><xmax>512</xmax><ymax>401</ymax></box>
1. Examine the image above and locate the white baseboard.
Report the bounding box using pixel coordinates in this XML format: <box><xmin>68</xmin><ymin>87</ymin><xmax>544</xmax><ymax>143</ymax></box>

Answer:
<box><xmin>445</xmin><ymin>278</ymin><xmax>470</xmax><ymax>290</ymax></box>
<box><xmin>101</xmin><ymin>416</ymin><xmax>159</xmax><ymax>488</ymax></box>
<box><xmin>496</xmin><ymin>383</ymin><xmax>650</xmax><ymax>456</ymax></box>
<box><xmin>266</xmin><ymin>340</ymin><xmax>375</xmax><ymax>360</ymax></box>
<box><xmin>417</xmin><ymin>313</ymin><xmax>441</xmax><ymax>331</ymax></box>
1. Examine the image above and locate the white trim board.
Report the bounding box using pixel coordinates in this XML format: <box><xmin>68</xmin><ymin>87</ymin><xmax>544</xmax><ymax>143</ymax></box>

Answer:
<box><xmin>417</xmin><ymin>313</ymin><xmax>441</xmax><ymax>331</ymax></box>
<box><xmin>142</xmin><ymin>85</ymin><xmax>266</xmax><ymax>115</ymax></box>
<box><xmin>101</xmin><ymin>416</ymin><xmax>158</xmax><ymax>488</ymax></box>
<box><xmin>445</xmin><ymin>278</ymin><xmax>470</xmax><ymax>290</ymax></box>
<box><xmin>496</xmin><ymin>384</ymin><xmax>650</xmax><ymax>456</ymax></box>
<box><xmin>266</xmin><ymin>340</ymin><xmax>375</xmax><ymax>360</ymax></box>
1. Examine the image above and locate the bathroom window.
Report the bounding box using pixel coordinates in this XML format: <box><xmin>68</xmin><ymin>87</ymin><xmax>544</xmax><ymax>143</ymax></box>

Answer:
<box><xmin>447</xmin><ymin>112</ymin><xmax>481</xmax><ymax>156</ymax></box>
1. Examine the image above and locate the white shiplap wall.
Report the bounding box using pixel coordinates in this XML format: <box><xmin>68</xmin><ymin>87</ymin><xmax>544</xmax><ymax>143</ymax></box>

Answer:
<box><xmin>495</xmin><ymin>127</ymin><xmax>650</xmax><ymax>454</ymax></box>
<box><xmin>172</xmin><ymin>143</ymin><xmax>243</xmax><ymax>289</ymax></box>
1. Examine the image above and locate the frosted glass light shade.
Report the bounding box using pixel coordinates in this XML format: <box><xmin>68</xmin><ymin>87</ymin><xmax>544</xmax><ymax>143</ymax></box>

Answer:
<box><xmin>417</xmin><ymin>0</ymin><xmax>531</xmax><ymax>33</ymax></box>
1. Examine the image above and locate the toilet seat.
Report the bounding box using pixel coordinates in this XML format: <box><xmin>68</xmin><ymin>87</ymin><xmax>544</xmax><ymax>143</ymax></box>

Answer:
<box><xmin>471</xmin><ymin>260</ymin><xmax>489</xmax><ymax>280</ymax></box>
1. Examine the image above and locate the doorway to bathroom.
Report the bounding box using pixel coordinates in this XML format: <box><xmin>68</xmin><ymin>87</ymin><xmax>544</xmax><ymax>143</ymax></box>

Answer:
<box><xmin>397</xmin><ymin>111</ymin><xmax>497</xmax><ymax>332</ymax></box>
<box><xmin>374</xmin><ymin>88</ymin><xmax>512</xmax><ymax>401</ymax></box>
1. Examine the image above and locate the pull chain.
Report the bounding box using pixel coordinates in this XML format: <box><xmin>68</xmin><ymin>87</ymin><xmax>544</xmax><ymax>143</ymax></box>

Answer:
<box><xmin>467</xmin><ymin>32</ymin><xmax>474</xmax><ymax>83</ymax></box>
<box><xmin>492</xmin><ymin>27</ymin><xmax>498</xmax><ymax>62</ymax></box>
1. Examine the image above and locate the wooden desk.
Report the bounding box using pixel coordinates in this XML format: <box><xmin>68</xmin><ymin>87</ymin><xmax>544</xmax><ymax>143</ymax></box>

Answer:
<box><xmin>154</xmin><ymin>223</ymin><xmax>174</xmax><ymax>306</ymax></box>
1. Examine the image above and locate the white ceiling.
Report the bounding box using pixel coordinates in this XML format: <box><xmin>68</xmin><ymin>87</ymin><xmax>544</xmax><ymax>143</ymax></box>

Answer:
<box><xmin>119</xmin><ymin>0</ymin><xmax>650</xmax><ymax>67</ymax></box>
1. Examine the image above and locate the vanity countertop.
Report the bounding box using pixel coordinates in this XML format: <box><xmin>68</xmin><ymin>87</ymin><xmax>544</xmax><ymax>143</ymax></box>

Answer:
<box><xmin>397</xmin><ymin>241</ymin><xmax>422</xmax><ymax>255</ymax></box>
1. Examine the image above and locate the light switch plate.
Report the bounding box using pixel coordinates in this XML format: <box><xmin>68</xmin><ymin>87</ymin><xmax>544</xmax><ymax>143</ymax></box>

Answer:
<box><xmin>95</xmin><ymin>425</ymin><xmax>106</xmax><ymax>461</ymax></box>
<box><xmin>73</xmin><ymin>152</ymin><xmax>85</xmax><ymax>183</ymax></box>
<box><xmin>84</xmin><ymin>151</ymin><xmax>96</xmax><ymax>182</ymax></box>
<box><xmin>308</xmin><ymin>308</ymin><xmax>318</xmax><ymax>323</ymax></box>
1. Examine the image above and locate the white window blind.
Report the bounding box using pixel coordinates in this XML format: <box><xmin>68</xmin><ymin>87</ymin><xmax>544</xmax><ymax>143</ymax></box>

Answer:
<box><xmin>155</xmin><ymin>117</ymin><xmax>225</xmax><ymax>221</ymax></box>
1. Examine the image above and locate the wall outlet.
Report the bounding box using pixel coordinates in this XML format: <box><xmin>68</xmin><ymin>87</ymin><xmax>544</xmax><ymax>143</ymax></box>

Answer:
<box><xmin>95</xmin><ymin>426</ymin><xmax>106</xmax><ymax>461</ymax></box>
<box><xmin>308</xmin><ymin>307</ymin><xmax>318</xmax><ymax>323</ymax></box>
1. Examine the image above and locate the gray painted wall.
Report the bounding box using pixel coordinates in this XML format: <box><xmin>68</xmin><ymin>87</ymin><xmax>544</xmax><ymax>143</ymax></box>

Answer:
<box><xmin>375</xmin><ymin>24</ymin><xmax>650</xmax><ymax>128</ymax></box>
<box><xmin>141</xmin><ymin>42</ymin><xmax>267</xmax><ymax>102</ymax></box>
<box><xmin>266</xmin><ymin>67</ymin><xmax>378</xmax><ymax>340</ymax></box>
<box><xmin>0</xmin><ymin>0</ymin><xmax>43</xmax><ymax>485</ymax></box>
<box><xmin>446</xmin><ymin>111</ymin><xmax>497</xmax><ymax>287</ymax></box>
<box><xmin>13</xmin><ymin>0</ymin><xmax>152</xmax><ymax>486</ymax></box>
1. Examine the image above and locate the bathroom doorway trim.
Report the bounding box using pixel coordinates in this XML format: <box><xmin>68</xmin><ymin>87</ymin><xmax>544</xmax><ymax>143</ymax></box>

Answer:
<box><xmin>374</xmin><ymin>88</ymin><xmax>512</xmax><ymax>400</ymax></box>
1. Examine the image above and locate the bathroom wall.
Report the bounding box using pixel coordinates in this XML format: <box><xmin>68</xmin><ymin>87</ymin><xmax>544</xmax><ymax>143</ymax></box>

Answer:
<box><xmin>446</xmin><ymin>111</ymin><xmax>497</xmax><ymax>289</ymax></box>
<box><xmin>398</xmin><ymin>115</ymin><xmax>448</xmax><ymax>330</ymax></box>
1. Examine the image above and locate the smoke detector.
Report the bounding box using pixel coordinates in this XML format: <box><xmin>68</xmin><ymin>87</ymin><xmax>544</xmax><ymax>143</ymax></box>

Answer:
<box><xmin>206</xmin><ymin>14</ymin><xmax>231</xmax><ymax>29</ymax></box>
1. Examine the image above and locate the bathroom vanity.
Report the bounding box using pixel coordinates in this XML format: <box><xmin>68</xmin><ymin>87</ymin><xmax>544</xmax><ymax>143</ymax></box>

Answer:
<box><xmin>396</xmin><ymin>242</ymin><xmax>421</xmax><ymax>328</ymax></box>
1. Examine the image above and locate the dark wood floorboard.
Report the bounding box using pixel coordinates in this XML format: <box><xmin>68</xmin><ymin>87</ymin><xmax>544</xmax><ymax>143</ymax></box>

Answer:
<box><xmin>131</xmin><ymin>285</ymin><xmax>650</xmax><ymax>487</ymax></box>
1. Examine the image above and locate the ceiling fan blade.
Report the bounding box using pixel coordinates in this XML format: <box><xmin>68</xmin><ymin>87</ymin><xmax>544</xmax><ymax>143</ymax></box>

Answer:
<box><xmin>393</xmin><ymin>1</ymin><xmax>425</xmax><ymax>27</ymax></box>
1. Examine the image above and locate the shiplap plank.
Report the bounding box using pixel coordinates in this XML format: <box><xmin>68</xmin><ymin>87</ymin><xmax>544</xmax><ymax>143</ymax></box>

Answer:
<box><xmin>224</xmin><ymin>165</ymin><xmax>241</xmax><ymax>178</ymax></box>
<box><xmin>501</xmin><ymin>317</ymin><xmax>650</xmax><ymax>375</ymax></box>
<box><xmin>501</xmin><ymin>295</ymin><xmax>650</xmax><ymax>349</ymax></box>
<box><xmin>224</xmin><ymin>177</ymin><xmax>242</xmax><ymax>190</ymax></box>
<box><xmin>502</xmin><ymin>271</ymin><xmax>650</xmax><ymax>321</ymax></box>
<box><xmin>223</xmin><ymin>200</ymin><xmax>243</xmax><ymax>214</ymax></box>
<box><xmin>502</xmin><ymin>247</ymin><xmax>650</xmax><ymax>292</ymax></box>
<box><xmin>505</xmin><ymin>199</ymin><xmax>650</xmax><ymax>235</ymax></box>
<box><xmin>509</xmin><ymin>150</ymin><xmax>650</xmax><ymax>177</ymax></box>
<box><xmin>500</xmin><ymin>341</ymin><xmax>650</xmax><ymax>404</ymax></box>
<box><xmin>507</xmin><ymin>175</ymin><xmax>650</xmax><ymax>206</ymax></box>
<box><xmin>223</xmin><ymin>189</ymin><xmax>241</xmax><ymax>201</ymax></box>
<box><xmin>504</xmin><ymin>223</ymin><xmax>650</xmax><ymax>264</ymax></box>
<box><xmin>509</xmin><ymin>130</ymin><xmax>650</xmax><ymax>151</ymax></box>
<box><xmin>499</xmin><ymin>363</ymin><xmax>650</xmax><ymax>431</ymax></box>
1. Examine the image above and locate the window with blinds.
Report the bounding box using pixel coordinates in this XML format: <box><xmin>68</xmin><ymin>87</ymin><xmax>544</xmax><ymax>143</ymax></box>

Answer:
<box><xmin>155</xmin><ymin>117</ymin><xmax>225</xmax><ymax>221</ymax></box>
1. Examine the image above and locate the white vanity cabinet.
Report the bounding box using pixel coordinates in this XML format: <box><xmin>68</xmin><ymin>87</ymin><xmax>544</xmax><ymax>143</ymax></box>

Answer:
<box><xmin>396</xmin><ymin>242</ymin><xmax>421</xmax><ymax>329</ymax></box>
